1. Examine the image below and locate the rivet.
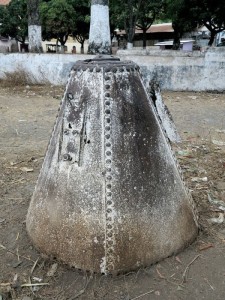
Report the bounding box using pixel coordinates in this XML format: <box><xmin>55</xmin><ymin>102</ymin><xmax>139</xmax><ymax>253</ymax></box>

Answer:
<box><xmin>63</xmin><ymin>154</ymin><xmax>72</xmax><ymax>161</ymax></box>
<box><xmin>106</xmin><ymin>167</ymin><xmax>111</xmax><ymax>172</ymax></box>
<box><xmin>107</xmin><ymin>175</ymin><xmax>112</xmax><ymax>180</ymax></box>
<box><xmin>107</xmin><ymin>192</ymin><xmax>112</xmax><ymax>197</ymax></box>
<box><xmin>105</xmin><ymin>126</ymin><xmax>111</xmax><ymax>131</ymax></box>
<box><xmin>106</xmin><ymin>159</ymin><xmax>111</xmax><ymax>164</ymax></box>
<box><xmin>107</xmin><ymin>184</ymin><xmax>112</xmax><ymax>189</ymax></box>
<box><xmin>106</xmin><ymin>142</ymin><xmax>111</xmax><ymax>147</ymax></box>
<box><xmin>105</xmin><ymin>134</ymin><xmax>110</xmax><ymax>139</ymax></box>
<box><xmin>107</xmin><ymin>258</ymin><xmax>114</xmax><ymax>264</ymax></box>
<box><xmin>96</xmin><ymin>67</ymin><xmax>101</xmax><ymax>72</ymax></box>
<box><xmin>107</xmin><ymin>224</ymin><xmax>112</xmax><ymax>228</ymax></box>
<box><xmin>107</xmin><ymin>262</ymin><xmax>114</xmax><ymax>268</ymax></box>
<box><xmin>105</xmin><ymin>85</ymin><xmax>110</xmax><ymax>90</ymax></box>
<box><xmin>107</xmin><ymin>208</ymin><xmax>112</xmax><ymax>213</ymax></box>
<box><xmin>67</xmin><ymin>93</ymin><xmax>74</xmax><ymax>100</ymax></box>
<box><xmin>112</xmin><ymin>68</ymin><xmax>117</xmax><ymax>73</ymax></box>
<box><xmin>108</xmin><ymin>232</ymin><xmax>113</xmax><ymax>237</ymax></box>
<box><xmin>126</xmin><ymin>67</ymin><xmax>130</xmax><ymax>71</ymax></box>
<box><xmin>105</xmin><ymin>93</ymin><xmax>110</xmax><ymax>97</ymax></box>
<box><xmin>105</xmin><ymin>118</ymin><xmax>110</xmax><ymax>123</ymax></box>
<box><xmin>105</xmin><ymin>100</ymin><xmax>110</xmax><ymax>105</ymax></box>
<box><xmin>105</xmin><ymin>109</ymin><xmax>110</xmax><ymax>114</ymax></box>
<box><xmin>89</xmin><ymin>68</ymin><xmax>93</xmax><ymax>72</ymax></box>
<box><xmin>120</xmin><ymin>68</ymin><xmax>124</xmax><ymax>72</ymax></box>
<box><xmin>105</xmin><ymin>67</ymin><xmax>111</xmax><ymax>72</ymax></box>
<box><xmin>72</xmin><ymin>130</ymin><xmax>79</xmax><ymax>135</ymax></box>
<box><xmin>106</xmin><ymin>151</ymin><xmax>111</xmax><ymax>156</ymax></box>
<box><xmin>105</xmin><ymin>76</ymin><xmax>110</xmax><ymax>80</ymax></box>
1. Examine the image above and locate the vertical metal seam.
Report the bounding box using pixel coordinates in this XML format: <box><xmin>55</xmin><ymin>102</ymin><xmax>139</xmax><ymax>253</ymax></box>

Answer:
<box><xmin>103</xmin><ymin>67</ymin><xmax>115</xmax><ymax>273</ymax></box>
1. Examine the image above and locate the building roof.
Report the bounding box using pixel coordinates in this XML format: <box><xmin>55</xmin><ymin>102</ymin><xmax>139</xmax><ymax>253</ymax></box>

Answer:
<box><xmin>147</xmin><ymin>23</ymin><xmax>173</xmax><ymax>33</ymax></box>
<box><xmin>0</xmin><ymin>0</ymin><xmax>10</xmax><ymax>5</ymax></box>
<box><xmin>116</xmin><ymin>23</ymin><xmax>174</xmax><ymax>36</ymax></box>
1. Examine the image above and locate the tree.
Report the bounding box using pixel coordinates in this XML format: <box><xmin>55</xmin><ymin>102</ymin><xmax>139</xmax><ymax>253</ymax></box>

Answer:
<box><xmin>190</xmin><ymin>0</ymin><xmax>225</xmax><ymax>46</ymax></box>
<box><xmin>110</xmin><ymin>0</ymin><xmax>143</xmax><ymax>49</ymax></box>
<box><xmin>27</xmin><ymin>0</ymin><xmax>43</xmax><ymax>53</ymax></box>
<box><xmin>164</xmin><ymin>0</ymin><xmax>225</xmax><ymax>48</ymax></box>
<box><xmin>40</xmin><ymin>0</ymin><xmax>76</xmax><ymax>52</ymax></box>
<box><xmin>0</xmin><ymin>0</ymin><xmax>28</xmax><ymax>48</ymax></box>
<box><xmin>71</xmin><ymin>0</ymin><xmax>90</xmax><ymax>54</ymax></box>
<box><xmin>88</xmin><ymin>0</ymin><xmax>111</xmax><ymax>54</ymax></box>
<box><xmin>163</xmin><ymin>0</ymin><xmax>197</xmax><ymax>49</ymax></box>
<box><xmin>136</xmin><ymin>0</ymin><xmax>163</xmax><ymax>49</ymax></box>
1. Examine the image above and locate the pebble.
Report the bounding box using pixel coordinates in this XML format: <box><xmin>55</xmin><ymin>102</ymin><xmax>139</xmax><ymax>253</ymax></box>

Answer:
<box><xmin>188</xmin><ymin>95</ymin><xmax>197</xmax><ymax>100</ymax></box>
<box><xmin>217</xmin><ymin>181</ymin><xmax>225</xmax><ymax>190</ymax></box>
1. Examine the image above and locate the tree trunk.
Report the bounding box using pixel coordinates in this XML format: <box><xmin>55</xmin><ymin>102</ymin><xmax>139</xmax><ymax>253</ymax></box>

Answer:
<box><xmin>88</xmin><ymin>0</ymin><xmax>111</xmax><ymax>54</ymax></box>
<box><xmin>143</xmin><ymin>29</ymin><xmax>147</xmax><ymax>49</ymax></box>
<box><xmin>56</xmin><ymin>38</ymin><xmax>59</xmax><ymax>53</ymax></box>
<box><xmin>27</xmin><ymin>0</ymin><xmax>43</xmax><ymax>53</ymax></box>
<box><xmin>172</xmin><ymin>35</ymin><xmax>180</xmax><ymax>50</ymax></box>
<box><xmin>208</xmin><ymin>31</ymin><xmax>216</xmax><ymax>46</ymax></box>
<box><xmin>81</xmin><ymin>42</ymin><xmax>84</xmax><ymax>54</ymax></box>
<box><xmin>172</xmin><ymin>23</ymin><xmax>182</xmax><ymax>50</ymax></box>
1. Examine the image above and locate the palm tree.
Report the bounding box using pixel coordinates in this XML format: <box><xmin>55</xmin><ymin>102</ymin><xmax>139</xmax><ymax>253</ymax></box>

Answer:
<box><xmin>27</xmin><ymin>0</ymin><xmax>43</xmax><ymax>53</ymax></box>
<box><xmin>88</xmin><ymin>0</ymin><xmax>111</xmax><ymax>54</ymax></box>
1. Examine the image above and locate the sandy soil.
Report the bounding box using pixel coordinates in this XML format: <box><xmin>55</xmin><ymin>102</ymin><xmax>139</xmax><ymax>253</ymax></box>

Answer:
<box><xmin>1</xmin><ymin>84</ymin><xmax>225</xmax><ymax>300</ymax></box>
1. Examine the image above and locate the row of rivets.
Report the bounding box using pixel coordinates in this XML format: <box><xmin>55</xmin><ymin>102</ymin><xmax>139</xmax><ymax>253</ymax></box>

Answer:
<box><xmin>104</xmin><ymin>71</ymin><xmax>116</xmax><ymax>273</ymax></box>
<box><xmin>73</xmin><ymin>66</ymin><xmax>102</xmax><ymax>72</ymax></box>
<box><xmin>72</xmin><ymin>64</ymin><xmax>139</xmax><ymax>74</ymax></box>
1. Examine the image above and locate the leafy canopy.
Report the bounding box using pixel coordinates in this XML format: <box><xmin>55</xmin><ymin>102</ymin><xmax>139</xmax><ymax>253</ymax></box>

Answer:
<box><xmin>0</xmin><ymin>0</ymin><xmax>28</xmax><ymax>43</ymax></box>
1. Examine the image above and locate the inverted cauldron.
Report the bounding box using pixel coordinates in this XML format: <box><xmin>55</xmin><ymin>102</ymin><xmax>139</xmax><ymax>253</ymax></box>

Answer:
<box><xmin>26</xmin><ymin>56</ymin><xmax>198</xmax><ymax>274</ymax></box>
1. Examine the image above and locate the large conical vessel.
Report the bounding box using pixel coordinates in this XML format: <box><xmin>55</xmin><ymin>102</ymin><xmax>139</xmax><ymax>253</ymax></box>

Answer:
<box><xmin>26</xmin><ymin>56</ymin><xmax>198</xmax><ymax>274</ymax></box>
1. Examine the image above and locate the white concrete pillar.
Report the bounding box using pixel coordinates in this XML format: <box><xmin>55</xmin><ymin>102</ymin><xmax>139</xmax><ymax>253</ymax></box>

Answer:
<box><xmin>88</xmin><ymin>0</ymin><xmax>111</xmax><ymax>54</ymax></box>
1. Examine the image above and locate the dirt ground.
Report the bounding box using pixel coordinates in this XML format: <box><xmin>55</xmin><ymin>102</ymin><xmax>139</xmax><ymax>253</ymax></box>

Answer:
<box><xmin>1</xmin><ymin>83</ymin><xmax>225</xmax><ymax>300</ymax></box>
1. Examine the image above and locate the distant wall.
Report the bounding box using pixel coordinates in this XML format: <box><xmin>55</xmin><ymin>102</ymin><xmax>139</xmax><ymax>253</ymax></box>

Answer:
<box><xmin>0</xmin><ymin>48</ymin><xmax>225</xmax><ymax>91</ymax></box>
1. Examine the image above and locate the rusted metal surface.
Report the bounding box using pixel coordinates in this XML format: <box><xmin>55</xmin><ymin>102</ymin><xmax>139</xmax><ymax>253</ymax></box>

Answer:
<box><xmin>26</xmin><ymin>56</ymin><xmax>198</xmax><ymax>274</ymax></box>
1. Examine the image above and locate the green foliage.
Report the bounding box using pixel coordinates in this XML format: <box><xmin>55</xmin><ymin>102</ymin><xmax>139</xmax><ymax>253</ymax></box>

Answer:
<box><xmin>1</xmin><ymin>0</ymin><xmax>225</xmax><ymax>50</ymax></box>
<box><xmin>40</xmin><ymin>0</ymin><xmax>90</xmax><ymax>48</ymax></box>
<box><xmin>40</xmin><ymin>0</ymin><xmax>77</xmax><ymax>46</ymax></box>
<box><xmin>190</xmin><ymin>0</ymin><xmax>225</xmax><ymax>45</ymax></box>
<box><xmin>71</xmin><ymin>0</ymin><xmax>90</xmax><ymax>52</ymax></box>
<box><xmin>110</xmin><ymin>0</ymin><xmax>142</xmax><ymax>43</ymax></box>
<box><xmin>0</xmin><ymin>0</ymin><xmax>28</xmax><ymax>43</ymax></box>
<box><xmin>164</xmin><ymin>0</ymin><xmax>225</xmax><ymax>47</ymax></box>
<box><xmin>110</xmin><ymin>0</ymin><xmax>165</xmax><ymax>46</ymax></box>
<box><xmin>136</xmin><ymin>0</ymin><xmax>164</xmax><ymax>48</ymax></box>
<box><xmin>163</xmin><ymin>0</ymin><xmax>198</xmax><ymax>49</ymax></box>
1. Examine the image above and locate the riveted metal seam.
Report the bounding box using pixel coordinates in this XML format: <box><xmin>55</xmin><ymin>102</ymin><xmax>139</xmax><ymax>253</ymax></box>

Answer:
<box><xmin>103</xmin><ymin>67</ymin><xmax>116</xmax><ymax>274</ymax></box>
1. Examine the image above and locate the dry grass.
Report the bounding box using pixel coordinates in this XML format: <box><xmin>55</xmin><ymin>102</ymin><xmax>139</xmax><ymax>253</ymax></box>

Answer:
<box><xmin>0</xmin><ymin>67</ymin><xmax>55</xmax><ymax>87</ymax></box>
<box><xmin>0</xmin><ymin>69</ymin><xmax>39</xmax><ymax>87</ymax></box>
